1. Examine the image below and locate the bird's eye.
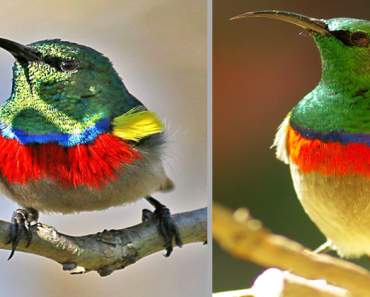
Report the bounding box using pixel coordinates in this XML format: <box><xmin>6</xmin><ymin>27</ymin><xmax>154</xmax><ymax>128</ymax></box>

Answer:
<box><xmin>60</xmin><ymin>60</ymin><xmax>78</xmax><ymax>73</ymax></box>
<box><xmin>350</xmin><ymin>31</ymin><xmax>369</xmax><ymax>46</ymax></box>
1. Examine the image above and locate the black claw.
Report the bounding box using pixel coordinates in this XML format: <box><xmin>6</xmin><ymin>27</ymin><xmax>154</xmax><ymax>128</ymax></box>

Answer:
<box><xmin>7</xmin><ymin>248</ymin><xmax>16</xmax><ymax>261</ymax></box>
<box><xmin>24</xmin><ymin>221</ymin><xmax>32</xmax><ymax>248</ymax></box>
<box><xmin>7</xmin><ymin>208</ymin><xmax>38</xmax><ymax>260</ymax></box>
<box><xmin>144</xmin><ymin>197</ymin><xmax>183</xmax><ymax>257</ymax></box>
<box><xmin>142</xmin><ymin>209</ymin><xmax>153</xmax><ymax>222</ymax></box>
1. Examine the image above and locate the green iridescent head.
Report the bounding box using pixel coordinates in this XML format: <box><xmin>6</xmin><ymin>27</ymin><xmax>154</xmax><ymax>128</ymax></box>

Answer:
<box><xmin>0</xmin><ymin>38</ymin><xmax>141</xmax><ymax>137</ymax></box>
<box><xmin>313</xmin><ymin>18</ymin><xmax>370</xmax><ymax>88</ymax></box>
<box><xmin>233</xmin><ymin>11</ymin><xmax>370</xmax><ymax>134</ymax></box>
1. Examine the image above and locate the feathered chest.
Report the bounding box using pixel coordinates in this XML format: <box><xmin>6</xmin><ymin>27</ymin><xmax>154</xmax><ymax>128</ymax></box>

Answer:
<box><xmin>0</xmin><ymin>133</ymin><xmax>140</xmax><ymax>188</ymax></box>
<box><xmin>287</xmin><ymin>122</ymin><xmax>370</xmax><ymax>178</ymax></box>
<box><xmin>0</xmin><ymin>108</ymin><xmax>165</xmax><ymax>188</ymax></box>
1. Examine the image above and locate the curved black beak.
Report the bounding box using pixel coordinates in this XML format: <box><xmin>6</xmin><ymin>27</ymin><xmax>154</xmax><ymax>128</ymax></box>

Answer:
<box><xmin>0</xmin><ymin>38</ymin><xmax>41</xmax><ymax>62</ymax></box>
<box><xmin>231</xmin><ymin>10</ymin><xmax>332</xmax><ymax>36</ymax></box>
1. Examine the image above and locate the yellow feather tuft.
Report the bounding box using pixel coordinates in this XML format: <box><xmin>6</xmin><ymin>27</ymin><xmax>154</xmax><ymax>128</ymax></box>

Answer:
<box><xmin>112</xmin><ymin>107</ymin><xmax>165</xmax><ymax>142</ymax></box>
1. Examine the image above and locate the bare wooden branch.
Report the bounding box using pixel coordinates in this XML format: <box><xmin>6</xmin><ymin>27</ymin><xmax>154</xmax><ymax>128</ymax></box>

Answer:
<box><xmin>212</xmin><ymin>203</ymin><xmax>370</xmax><ymax>297</ymax></box>
<box><xmin>0</xmin><ymin>207</ymin><xmax>206</xmax><ymax>276</ymax></box>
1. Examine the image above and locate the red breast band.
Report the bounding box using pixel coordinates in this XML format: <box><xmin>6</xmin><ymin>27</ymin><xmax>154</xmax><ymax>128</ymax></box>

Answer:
<box><xmin>0</xmin><ymin>133</ymin><xmax>140</xmax><ymax>188</ymax></box>
<box><xmin>288</xmin><ymin>126</ymin><xmax>370</xmax><ymax>178</ymax></box>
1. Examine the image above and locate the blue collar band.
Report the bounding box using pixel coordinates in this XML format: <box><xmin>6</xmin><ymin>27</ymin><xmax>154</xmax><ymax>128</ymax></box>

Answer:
<box><xmin>0</xmin><ymin>118</ymin><xmax>110</xmax><ymax>147</ymax></box>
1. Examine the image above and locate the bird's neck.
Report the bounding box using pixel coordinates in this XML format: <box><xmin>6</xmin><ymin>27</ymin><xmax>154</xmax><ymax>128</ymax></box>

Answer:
<box><xmin>315</xmin><ymin>34</ymin><xmax>370</xmax><ymax>92</ymax></box>
<box><xmin>290</xmin><ymin>56</ymin><xmax>370</xmax><ymax>136</ymax></box>
<box><xmin>0</xmin><ymin>89</ymin><xmax>111</xmax><ymax>147</ymax></box>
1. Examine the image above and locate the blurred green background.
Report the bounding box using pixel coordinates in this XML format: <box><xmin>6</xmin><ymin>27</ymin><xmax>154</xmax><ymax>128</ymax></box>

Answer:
<box><xmin>213</xmin><ymin>0</ymin><xmax>370</xmax><ymax>293</ymax></box>
<box><xmin>0</xmin><ymin>1</ymin><xmax>207</xmax><ymax>296</ymax></box>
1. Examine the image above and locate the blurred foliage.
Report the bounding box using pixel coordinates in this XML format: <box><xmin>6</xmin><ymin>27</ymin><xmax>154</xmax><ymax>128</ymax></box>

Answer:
<box><xmin>213</xmin><ymin>0</ymin><xmax>370</xmax><ymax>293</ymax></box>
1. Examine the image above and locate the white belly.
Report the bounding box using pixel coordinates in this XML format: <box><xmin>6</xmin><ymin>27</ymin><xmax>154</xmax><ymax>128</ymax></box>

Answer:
<box><xmin>0</xmin><ymin>134</ymin><xmax>172</xmax><ymax>214</ymax></box>
<box><xmin>290</xmin><ymin>162</ymin><xmax>370</xmax><ymax>258</ymax></box>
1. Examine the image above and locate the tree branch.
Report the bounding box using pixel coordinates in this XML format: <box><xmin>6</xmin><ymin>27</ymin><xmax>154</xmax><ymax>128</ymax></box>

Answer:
<box><xmin>0</xmin><ymin>207</ymin><xmax>207</xmax><ymax>276</ymax></box>
<box><xmin>213</xmin><ymin>203</ymin><xmax>370</xmax><ymax>297</ymax></box>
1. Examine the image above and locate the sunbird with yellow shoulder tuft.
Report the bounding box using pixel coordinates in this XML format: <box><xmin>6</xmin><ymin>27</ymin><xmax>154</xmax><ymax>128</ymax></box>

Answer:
<box><xmin>0</xmin><ymin>37</ymin><xmax>182</xmax><ymax>260</ymax></box>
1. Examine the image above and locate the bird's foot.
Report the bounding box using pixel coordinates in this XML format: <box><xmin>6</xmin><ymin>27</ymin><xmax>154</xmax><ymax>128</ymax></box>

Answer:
<box><xmin>7</xmin><ymin>207</ymin><xmax>39</xmax><ymax>260</ymax></box>
<box><xmin>313</xmin><ymin>240</ymin><xmax>334</xmax><ymax>254</ymax></box>
<box><xmin>142</xmin><ymin>196</ymin><xmax>183</xmax><ymax>257</ymax></box>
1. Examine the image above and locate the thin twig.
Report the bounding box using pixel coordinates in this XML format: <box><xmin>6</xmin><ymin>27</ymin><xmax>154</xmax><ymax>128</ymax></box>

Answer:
<box><xmin>213</xmin><ymin>203</ymin><xmax>370</xmax><ymax>297</ymax></box>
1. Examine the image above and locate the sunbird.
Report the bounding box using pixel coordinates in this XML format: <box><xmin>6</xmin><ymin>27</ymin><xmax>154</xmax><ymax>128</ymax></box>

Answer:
<box><xmin>233</xmin><ymin>10</ymin><xmax>370</xmax><ymax>258</ymax></box>
<box><xmin>0</xmin><ymin>38</ymin><xmax>181</xmax><ymax>260</ymax></box>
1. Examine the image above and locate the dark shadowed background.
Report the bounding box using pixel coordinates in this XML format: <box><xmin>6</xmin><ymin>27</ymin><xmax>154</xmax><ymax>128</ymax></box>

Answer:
<box><xmin>213</xmin><ymin>0</ymin><xmax>370</xmax><ymax>293</ymax></box>
<box><xmin>0</xmin><ymin>1</ymin><xmax>207</xmax><ymax>296</ymax></box>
